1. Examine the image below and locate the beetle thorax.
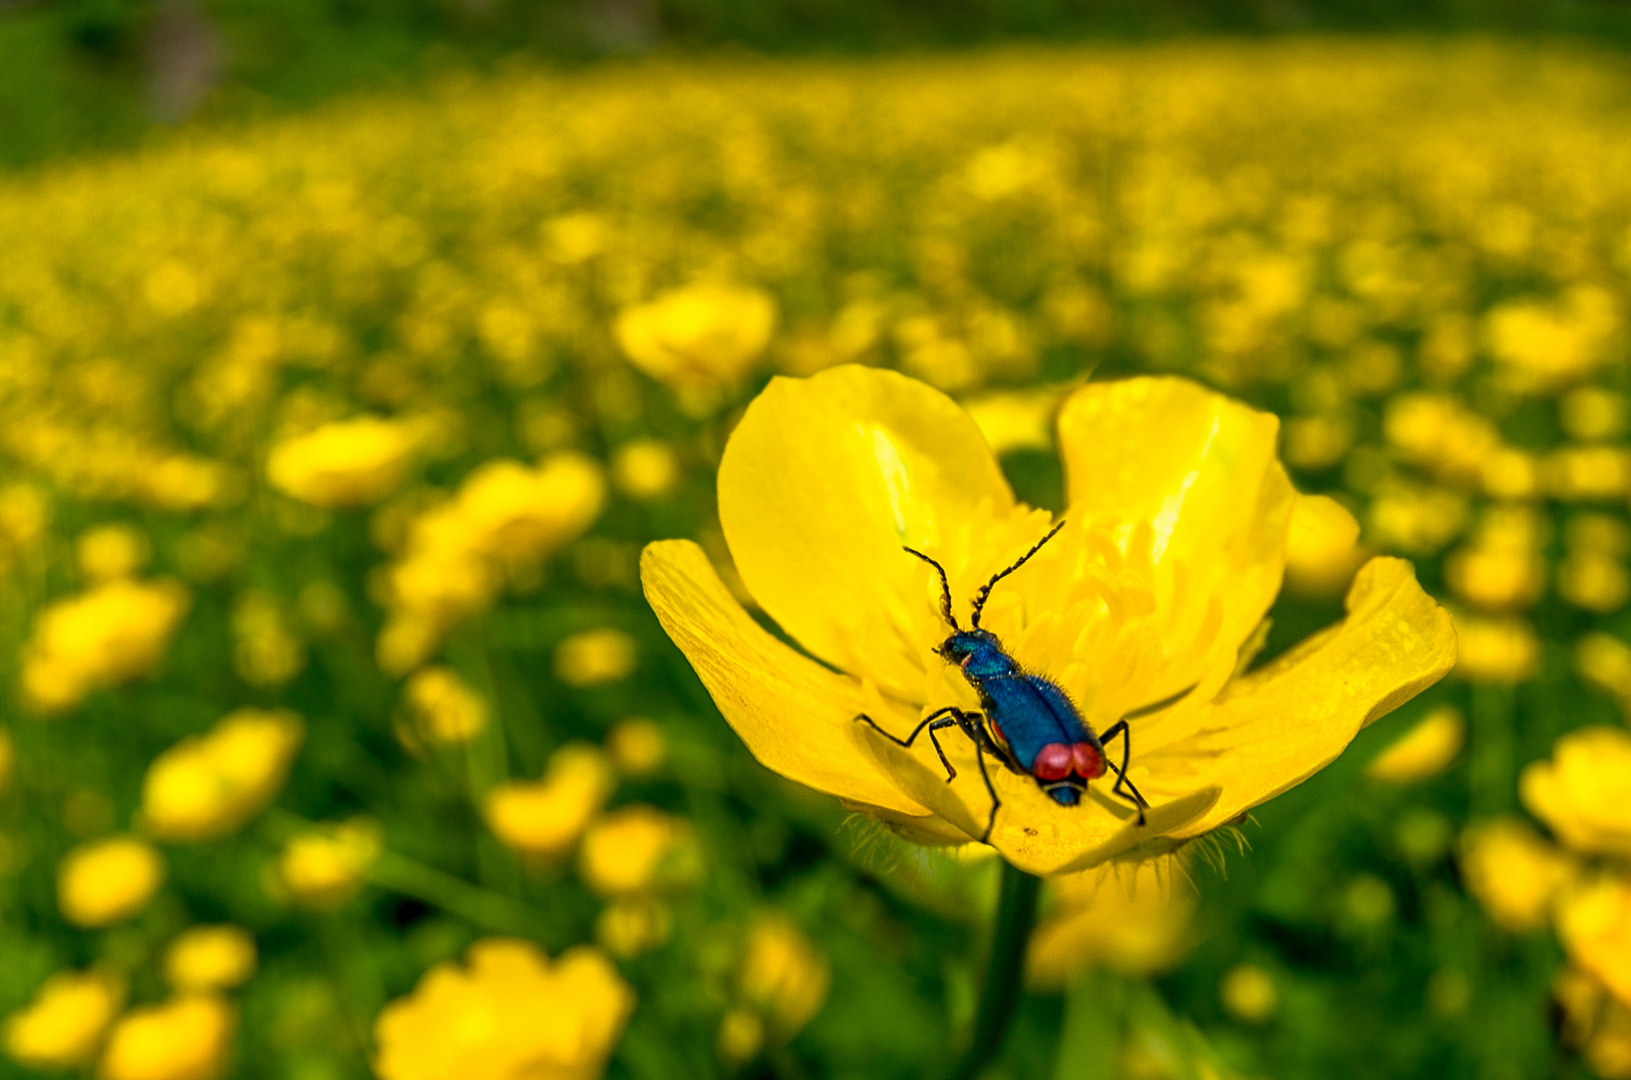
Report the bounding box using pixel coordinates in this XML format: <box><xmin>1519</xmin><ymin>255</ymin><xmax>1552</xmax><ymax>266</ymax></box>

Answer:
<box><xmin>937</xmin><ymin>629</ymin><xmax>1018</xmax><ymax>681</ymax></box>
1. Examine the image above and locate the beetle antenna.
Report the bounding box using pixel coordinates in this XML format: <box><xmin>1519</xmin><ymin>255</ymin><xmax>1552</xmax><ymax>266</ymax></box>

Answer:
<box><xmin>903</xmin><ymin>546</ymin><xmax>959</xmax><ymax>631</ymax></box>
<box><xmin>970</xmin><ymin>519</ymin><xmax>1067</xmax><ymax>629</ymax></box>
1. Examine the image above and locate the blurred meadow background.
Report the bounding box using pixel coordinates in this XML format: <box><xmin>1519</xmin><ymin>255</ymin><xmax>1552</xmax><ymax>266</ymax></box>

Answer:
<box><xmin>7</xmin><ymin>2</ymin><xmax>1631</xmax><ymax>1079</ymax></box>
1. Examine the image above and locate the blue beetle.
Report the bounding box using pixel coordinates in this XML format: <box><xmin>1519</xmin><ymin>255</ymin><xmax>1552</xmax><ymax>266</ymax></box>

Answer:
<box><xmin>857</xmin><ymin>520</ymin><xmax>1192</xmax><ymax>841</ymax></box>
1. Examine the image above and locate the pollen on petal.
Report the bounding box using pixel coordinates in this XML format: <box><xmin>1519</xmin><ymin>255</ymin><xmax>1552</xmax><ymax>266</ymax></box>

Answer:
<box><xmin>1071</xmin><ymin>743</ymin><xmax>1105</xmax><ymax>779</ymax></box>
<box><xmin>1034</xmin><ymin>744</ymin><xmax>1073</xmax><ymax>781</ymax></box>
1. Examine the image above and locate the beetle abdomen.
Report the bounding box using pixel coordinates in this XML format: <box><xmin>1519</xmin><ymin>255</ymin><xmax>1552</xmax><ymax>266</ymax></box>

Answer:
<box><xmin>977</xmin><ymin>674</ymin><xmax>1090</xmax><ymax>770</ymax></box>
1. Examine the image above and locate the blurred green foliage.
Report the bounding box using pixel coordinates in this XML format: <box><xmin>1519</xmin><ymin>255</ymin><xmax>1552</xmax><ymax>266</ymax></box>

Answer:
<box><xmin>7</xmin><ymin>0</ymin><xmax>1631</xmax><ymax>169</ymax></box>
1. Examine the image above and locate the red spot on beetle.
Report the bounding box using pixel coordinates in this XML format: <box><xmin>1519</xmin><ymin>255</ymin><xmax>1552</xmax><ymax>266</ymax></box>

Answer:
<box><xmin>1071</xmin><ymin>742</ymin><xmax>1105</xmax><ymax>779</ymax></box>
<box><xmin>1034</xmin><ymin>743</ymin><xmax>1073</xmax><ymax>781</ymax></box>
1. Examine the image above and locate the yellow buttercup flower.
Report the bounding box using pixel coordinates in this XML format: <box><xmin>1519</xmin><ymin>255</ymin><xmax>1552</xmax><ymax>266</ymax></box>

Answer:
<box><xmin>162</xmin><ymin>926</ymin><xmax>257</xmax><ymax>992</ymax></box>
<box><xmin>1557</xmin><ymin>875</ymin><xmax>1631</xmax><ymax>1010</ymax></box>
<box><xmin>1451</xmin><ymin>613</ymin><xmax>1539</xmax><ymax>685</ymax></box>
<box><xmin>1220</xmin><ymin>963</ymin><xmax>1278</xmax><ymax>1024</ymax></box>
<box><xmin>403</xmin><ymin>666</ymin><xmax>489</xmax><ymax>747</ymax></box>
<box><xmin>642</xmin><ymin>368</ymin><xmax>1455</xmax><ymax>874</ymax></box>
<box><xmin>606</xmin><ymin>717</ymin><xmax>666</xmax><ymax>777</ymax></box>
<box><xmin>483</xmin><ymin>743</ymin><xmax>615</xmax><ymax>859</ymax></box>
<box><xmin>266</xmin><ymin>416</ymin><xmax>418</xmax><ymax>508</ymax></box>
<box><xmin>736</xmin><ymin>916</ymin><xmax>831</xmax><ymax>1044</ymax></box>
<box><xmin>578</xmin><ymin>805</ymin><xmax>699</xmax><ymax>897</ymax></box>
<box><xmin>377</xmin><ymin>453</ymin><xmax>605</xmax><ymax>673</ymax></box>
<box><xmin>1521</xmin><ymin>727</ymin><xmax>1631</xmax><ymax>857</ymax></box>
<box><xmin>230</xmin><ymin>591</ymin><xmax>306</xmax><ymax>686</ymax></box>
<box><xmin>1026</xmin><ymin>861</ymin><xmax>1195</xmax><ymax>989</ymax></box>
<box><xmin>554</xmin><ymin>628</ymin><xmax>637</xmax><ymax>688</ymax></box>
<box><xmin>1556</xmin><ymin>968</ymin><xmax>1631</xmax><ymax>1080</ymax></box>
<box><xmin>141</xmin><ymin>709</ymin><xmax>305</xmax><ymax>842</ymax></box>
<box><xmin>98</xmin><ymin>995</ymin><xmax>235</xmax><ymax>1080</ymax></box>
<box><xmin>1282</xmin><ymin>494</ymin><xmax>1367</xmax><ymax>598</ymax></box>
<box><xmin>2</xmin><ymin>969</ymin><xmax>124</xmax><ymax>1069</ymax></box>
<box><xmin>276</xmin><ymin>818</ymin><xmax>381</xmax><ymax>909</ymax></box>
<box><xmin>22</xmin><ymin>579</ymin><xmax>191</xmax><ymax>713</ymax></box>
<box><xmin>57</xmin><ymin>837</ymin><xmax>165</xmax><ymax>927</ymax></box>
<box><xmin>1459</xmin><ymin>817</ymin><xmax>1576</xmax><ymax>932</ymax></box>
<box><xmin>1578</xmin><ymin>632</ymin><xmax>1631</xmax><ymax>705</ymax></box>
<box><xmin>611</xmin><ymin>439</ymin><xmax>680</xmax><ymax>500</ymax></box>
<box><xmin>373</xmin><ymin>938</ymin><xmax>634</xmax><ymax>1080</ymax></box>
<box><xmin>1365</xmin><ymin>706</ymin><xmax>1464</xmax><ymax>785</ymax></box>
<box><xmin>76</xmin><ymin>524</ymin><xmax>150</xmax><ymax>583</ymax></box>
<box><xmin>594</xmin><ymin>897</ymin><xmax>674</xmax><ymax>959</ymax></box>
<box><xmin>614</xmin><ymin>283</ymin><xmax>777</xmax><ymax>393</ymax></box>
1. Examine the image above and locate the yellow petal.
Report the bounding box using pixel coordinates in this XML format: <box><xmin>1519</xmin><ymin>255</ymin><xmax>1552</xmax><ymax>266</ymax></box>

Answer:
<box><xmin>641</xmin><ymin>539</ymin><xmax>933</xmax><ymax>818</ymax></box>
<box><xmin>1165</xmin><ymin>556</ymin><xmax>1457</xmax><ymax>836</ymax></box>
<box><xmin>1056</xmin><ymin>377</ymin><xmax>1295</xmax><ymax>700</ymax></box>
<box><xmin>718</xmin><ymin>365</ymin><xmax>1019</xmax><ymax>701</ymax></box>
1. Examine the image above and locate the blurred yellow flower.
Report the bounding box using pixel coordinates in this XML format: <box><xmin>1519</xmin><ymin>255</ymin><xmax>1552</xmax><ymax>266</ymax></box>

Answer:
<box><xmin>1557</xmin><ymin>875</ymin><xmax>1631</xmax><ymax>1010</ymax></box>
<box><xmin>1556</xmin><ymin>968</ymin><xmax>1631</xmax><ymax>1079</ymax></box>
<box><xmin>1026</xmin><ymin>861</ymin><xmax>1195</xmax><ymax>989</ymax></box>
<box><xmin>266</xmin><ymin>416</ymin><xmax>417</xmax><ymax>508</ymax></box>
<box><xmin>611</xmin><ymin>439</ymin><xmax>680</xmax><ymax>500</ymax></box>
<box><xmin>2</xmin><ymin>969</ymin><xmax>124</xmax><ymax>1070</ymax></box>
<box><xmin>1382</xmin><ymin>393</ymin><xmax>1499</xmax><ymax>486</ymax></box>
<box><xmin>22</xmin><ymin>579</ymin><xmax>191</xmax><ymax>713</ymax></box>
<box><xmin>555</xmin><ymin>628</ymin><xmax>637</xmax><ymax>688</ymax></box>
<box><xmin>594</xmin><ymin>897</ymin><xmax>674</xmax><ymax>959</ymax></box>
<box><xmin>484</xmin><ymin>743</ymin><xmax>615</xmax><ymax>859</ymax></box>
<box><xmin>643</xmin><ymin>368</ymin><xmax>1455</xmax><ymax>874</ymax></box>
<box><xmin>1563</xmin><ymin>386</ymin><xmax>1627</xmax><ymax>442</ymax></box>
<box><xmin>1459</xmin><ymin>817</ymin><xmax>1575</xmax><ymax>932</ymax></box>
<box><xmin>1282</xmin><ymin>494</ymin><xmax>1366</xmax><ymax>598</ymax></box>
<box><xmin>0</xmin><ymin>727</ymin><xmax>12</xmax><ymax>796</ymax></box>
<box><xmin>230</xmin><ymin>591</ymin><xmax>306</xmax><ymax>686</ymax></box>
<box><xmin>1486</xmin><ymin>287</ymin><xmax>1620</xmax><ymax>394</ymax></box>
<box><xmin>1444</xmin><ymin>544</ymin><xmax>1544</xmax><ymax>611</ymax></box>
<box><xmin>606</xmin><ymin>717</ymin><xmax>666</xmax><ymax>777</ymax></box>
<box><xmin>962</xmin><ymin>386</ymin><xmax>1066</xmax><ymax>455</ymax></box>
<box><xmin>1546</xmin><ymin>445</ymin><xmax>1631</xmax><ymax>502</ymax></box>
<box><xmin>615</xmin><ymin>283</ymin><xmax>777</xmax><ymax>394</ymax></box>
<box><xmin>162</xmin><ymin>926</ymin><xmax>257</xmax><ymax>992</ymax></box>
<box><xmin>1365</xmin><ymin>706</ymin><xmax>1464</xmax><ymax>785</ymax></box>
<box><xmin>276</xmin><ymin>818</ymin><xmax>380</xmax><ymax>909</ymax></box>
<box><xmin>378</xmin><ymin>453</ymin><xmax>605</xmax><ymax>673</ymax></box>
<box><xmin>1451</xmin><ymin>613</ymin><xmax>1539</xmax><ymax>684</ymax></box>
<box><xmin>76</xmin><ymin>524</ymin><xmax>150</xmax><ymax>583</ymax></box>
<box><xmin>57</xmin><ymin>837</ymin><xmax>165</xmax><ymax>927</ymax></box>
<box><xmin>1521</xmin><ymin>727</ymin><xmax>1631</xmax><ymax>857</ymax></box>
<box><xmin>403</xmin><ymin>666</ymin><xmax>489</xmax><ymax>747</ymax></box>
<box><xmin>373</xmin><ymin>938</ymin><xmax>634</xmax><ymax>1080</ymax></box>
<box><xmin>98</xmin><ymin>995</ymin><xmax>235</xmax><ymax>1080</ymax></box>
<box><xmin>1220</xmin><ymin>963</ymin><xmax>1278</xmax><ymax>1024</ymax></box>
<box><xmin>1560</xmin><ymin>552</ymin><xmax>1630</xmax><ymax>613</ymax></box>
<box><xmin>141</xmin><ymin>708</ymin><xmax>305</xmax><ymax>843</ymax></box>
<box><xmin>717</xmin><ymin>1008</ymin><xmax>766</xmax><ymax>1065</ymax></box>
<box><xmin>579</xmin><ymin>805</ymin><xmax>699</xmax><ymax>897</ymax></box>
<box><xmin>735</xmin><ymin>916</ymin><xmax>831</xmax><ymax>1045</ymax></box>
<box><xmin>1579</xmin><ymin>632</ymin><xmax>1631</xmax><ymax>705</ymax></box>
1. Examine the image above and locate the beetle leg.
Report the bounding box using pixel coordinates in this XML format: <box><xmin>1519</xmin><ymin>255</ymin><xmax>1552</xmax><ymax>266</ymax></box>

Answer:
<box><xmin>926</xmin><ymin>716</ymin><xmax>960</xmax><ymax>782</ymax></box>
<box><xmin>971</xmin><ymin>740</ymin><xmax>1002</xmax><ymax>843</ymax></box>
<box><xmin>855</xmin><ymin>707</ymin><xmax>964</xmax><ymax>781</ymax></box>
<box><xmin>1098</xmin><ymin>719</ymin><xmax>1150</xmax><ymax>826</ymax></box>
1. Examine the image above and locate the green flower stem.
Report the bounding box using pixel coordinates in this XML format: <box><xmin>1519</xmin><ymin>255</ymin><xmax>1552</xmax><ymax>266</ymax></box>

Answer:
<box><xmin>949</xmin><ymin>859</ymin><xmax>1043</xmax><ymax>1080</ymax></box>
<box><xmin>367</xmin><ymin>849</ymin><xmax>555</xmax><ymax>939</ymax></box>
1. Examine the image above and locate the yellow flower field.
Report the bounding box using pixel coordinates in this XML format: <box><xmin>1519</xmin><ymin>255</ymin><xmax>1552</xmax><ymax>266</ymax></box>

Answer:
<box><xmin>1</xmin><ymin>37</ymin><xmax>1630</xmax><ymax>1080</ymax></box>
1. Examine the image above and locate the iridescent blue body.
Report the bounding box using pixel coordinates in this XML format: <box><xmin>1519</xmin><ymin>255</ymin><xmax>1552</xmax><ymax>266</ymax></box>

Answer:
<box><xmin>855</xmin><ymin>520</ymin><xmax>1178</xmax><ymax>840</ymax></box>
<box><xmin>935</xmin><ymin>629</ymin><xmax>1105</xmax><ymax>808</ymax></box>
